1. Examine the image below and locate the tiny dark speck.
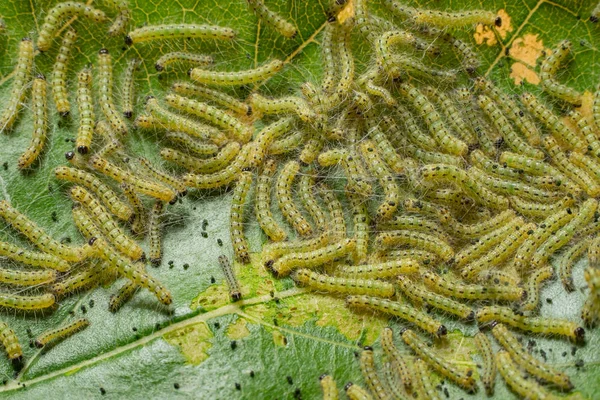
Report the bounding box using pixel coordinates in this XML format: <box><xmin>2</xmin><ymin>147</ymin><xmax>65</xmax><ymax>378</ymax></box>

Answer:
<box><xmin>230</xmin><ymin>340</ymin><xmax>237</xmax><ymax>350</ymax></box>
<box><xmin>546</xmin><ymin>298</ymin><xmax>552</xmax><ymax>304</ymax></box>
<box><xmin>214</xmin><ymin>322</ymin><xmax>220</xmax><ymax>329</ymax></box>
<box><xmin>235</xmin><ymin>383</ymin><xmax>241</xmax><ymax>390</ymax></box>
<box><xmin>287</xmin><ymin>376</ymin><xmax>293</xmax><ymax>385</ymax></box>
<box><xmin>210</xmin><ymin>276</ymin><xmax>216</xmax><ymax>283</ymax></box>
<box><xmin>132</xmin><ymin>327</ymin><xmax>137</xmax><ymax>332</ymax></box>
<box><xmin>174</xmin><ymin>383</ymin><xmax>180</xmax><ymax>389</ymax></box>
<box><xmin>80</xmin><ymin>305</ymin><xmax>87</xmax><ymax>314</ymax></box>
<box><xmin>183</xmin><ymin>263</ymin><xmax>190</xmax><ymax>270</ymax></box>
<box><xmin>562</xmin><ymin>351</ymin><xmax>567</xmax><ymax>357</ymax></box>
<box><xmin>100</xmin><ymin>388</ymin><xmax>106</xmax><ymax>395</ymax></box>
<box><xmin>250</xmin><ymin>370</ymin><xmax>255</xmax><ymax>378</ymax></box>
<box><xmin>575</xmin><ymin>359</ymin><xmax>585</xmax><ymax>368</ymax></box>
<box><xmin>201</xmin><ymin>231</ymin><xmax>208</xmax><ymax>238</ymax></box>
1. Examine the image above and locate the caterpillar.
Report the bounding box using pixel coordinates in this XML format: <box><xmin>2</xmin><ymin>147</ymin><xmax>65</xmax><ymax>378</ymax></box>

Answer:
<box><xmin>137</xmin><ymin>158</ymin><xmax>186</xmax><ymax>196</ymax></box>
<box><xmin>109</xmin><ymin>280</ymin><xmax>138</xmax><ymax>313</ymax></box>
<box><xmin>0</xmin><ymin>200</ymin><xmax>86</xmax><ymax>262</ymax></box>
<box><xmin>17</xmin><ymin>75</ymin><xmax>48</xmax><ymax>170</ymax></box>
<box><xmin>326</xmin><ymin>23</ymin><xmax>354</xmax><ymax>105</ymax></box>
<box><xmin>268</xmin><ymin>130</ymin><xmax>305</xmax><ymax>155</ymax></box>
<box><xmin>125</xmin><ymin>23</ymin><xmax>235</xmax><ymax>45</ymax></box>
<box><xmin>276</xmin><ymin>161</ymin><xmax>313</xmax><ymax>237</ymax></box>
<box><xmin>397</xmin><ymin>276</ymin><xmax>475</xmax><ymax>320</ymax></box>
<box><xmin>91</xmin><ymin>237</ymin><xmax>172</xmax><ymax>305</ymax></box>
<box><xmin>413</xmin><ymin>8</ymin><xmax>500</xmax><ymax>27</ymax></box>
<box><xmin>377</xmin><ymin>215</ymin><xmax>447</xmax><ymax>240</ymax></box>
<box><xmin>347</xmin><ymin>191</ymin><xmax>369</xmax><ymax>264</ymax></box>
<box><xmin>183</xmin><ymin>143</ymin><xmax>253</xmax><ymax>189</ymax></box>
<box><xmin>144</xmin><ymin>97</ymin><xmax>229</xmax><ymax>145</ymax></box>
<box><xmin>371</xmin><ymin>249</ymin><xmax>438</xmax><ymax>266</ymax></box>
<box><xmin>120</xmin><ymin>183</ymin><xmax>145</xmax><ymax>235</ymax></box>
<box><xmin>318</xmin><ymin>148</ymin><xmax>372</xmax><ymax>198</ymax></box>
<box><xmin>402</xmin><ymin>198</ymin><xmax>452</xmax><ymax>225</ymax></box>
<box><xmin>248</xmin><ymin>117</ymin><xmax>294</xmax><ymax>169</ymax></box>
<box><xmin>320</xmin><ymin>23</ymin><xmax>336</xmax><ymax>94</ymax></box>
<box><xmin>165</xmin><ymin>132</ymin><xmax>219</xmax><ymax>157</ymax></box>
<box><xmin>218</xmin><ymin>255</ymin><xmax>242</xmax><ymax>301</ymax></box>
<box><xmin>520</xmin><ymin>92</ymin><xmax>586</xmax><ymax>152</ymax></box>
<box><xmin>97</xmin><ymin>49</ymin><xmax>128</xmax><ymax>135</ymax></box>
<box><xmin>519</xmin><ymin>266</ymin><xmax>554</xmax><ymax>312</ymax></box>
<box><xmin>108</xmin><ymin>8</ymin><xmax>130</xmax><ymax>37</ymax></box>
<box><xmin>438</xmin><ymin>30</ymin><xmax>480</xmax><ymax>74</ymax></box>
<box><xmin>148</xmin><ymin>201</ymin><xmax>164</xmax><ymax>265</ymax></box>
<box><xmin>0</xmin><ymin>38</ymin><xmax>34</xmax><ymax>132</ymax></box>
<box><xmin>270</xmin><ymin>238</ymin><xmax>355</xmax><ymax>277</ymax></box>
<box><xmin>90</xmin><ymin>155</ymin><xmax>177</xmax><ymax>203</ymax></box>
<box><xmin>453</xmin><ymin>216</ymin><xmax>524</xmax><ymax>268</ymax></box>
<box><xmin>0</xmin><ymin>322</ymin><xmax>22</xmax><ymax>361</ymax></box>
<box><xmin>509</xmin><ymin>195</ymin><xmax>575</xmax><ymax>220</ymax></box>
<box><xmin>401</xmin><ymin>329</ymin><xmax>476</xmax><ymax>391</ymax></box>
<box><xmin>0</xmin><ymin>240</ymin><xmax>70</xmax><ymax>272</ymax></box>
<box><xmin>363</xmin><ymin>79</ymin><xmax>396</xmax><ymax>106</ymax></box>
<box><xmin>189</xmin><ymin>59</ymin><xmax>284</xmax><ymax>86</ymax></box>
<box><xmin>249</xmin><ymin>93</ymin><xmax>315</xmax><ymax>122</ymax></box>
<box><xmin>337</xmin><ymin>259</ymin><xmax>419</xmax><ymax>279</ymax></box>
<box><xmin>569</xmin><ymin>110</ymin><xmax>600</xmax><ymax>157</ymax></box>
<box><xmin>539</xmin><ymin>40</ymin><xmax>581</xmax><ymax>106</ymax></box>
<box><xmin>558</xmin><ymin>239</ymin><xmax>589</xmax><ymax>292</ymax></box>
<box><xmin>344</xmin><ymin>382</ymin><xmax>373</xmax><ymax>400</ymax></box>
<box><xmin>359</xmin><ymin>347</ymin><xmax>391</xmax><ymax>399</ymax></box>
<box><xmin>420</xmin><ymin>164</ymin><xmax>509</xmax><ymax>210</ymax></box>
<box><xmin>254</xmin><ymin>159</ymin><xmax>287</xmax><ymax>242</ymax></box>
<box><xmin>35</xmin><ymin>318</ymin><xmax>90</xmax><ymax>348</ymax></box>
<box><xmin>247</xmin><ymin>0</ymin><xmax>297</xmax><ymax>38</ymax></box>
<box><xmin>0</xmin><ymin>267</ymin><xmax>55</xmax><ymax>286</ymax></box>
<box><xmin>55</xmin><ymin>166</ymin><xmax>133</xmax><ymax>222</ymax></box>
<box><xmin>412</xmin><ymin>359</ymin><xmax>441</xmax><ymax>400</ymax></box>
<box><xmin>375</xmin><ymin>231</ymin><xmax>454</xmax><ymax>263</ymax></box>
<box><xmin>423</xmin><ymin>272</ymin><xmax>524</xmax><ymax>302</ymax></box>
<box><xmin>122</xmin><ymin>58</ymin><xmax>139</xmax><ymax>119</ymax></box>
<box><xmin>160</xmin><ymin>143</ymin><xmax>240</xmax><ymax>174</ymax></box>
<box><xmin>51</xmin><ymin>29</ymin><xmax>77</xmax><ymax>117</ymax></box>
<box><xmin>346</xmin><ymin>295</ymin><xmax>447</xmax><ymax>337</ymax></box>
<box><xmin>262</xmin><ymin>231</ymin><xmax>332</xmax><ymax>265</ymax></box>
<box><xmin>380</xmin><ymin>327</ymin><xmax>412</xmax><ymax>389</ymax></box>
<box><xmin>403</xmin><ymin>143</ymin><xmax>464</xmax><ymax>168</ymax></box>
<box><xmin>171</xmin><ymin>81</ymin><xmax>250</xmax><ymax>116</ymax></box>
<box><xmin>164</xmin><ymin>94</ymin><xmax>252</xmax><ymax>143</ymax></box>
<box><xmin>358</xmin><ymin>141</ymin><xmax>400</xmax><ymax>221</ymax></box>
<box><xmin>0</xmin><ymin>292</ymin><xmax>55</xmax><ymax>311</ymax></box>
<box><xmin>397</xmin><ymin>104</ymin><xmax>438</xmax><ymax>151</ymax></box>
<box><xmin>70</xmin><ymin>186</ymin><xmax>144</xmax><ymax>261</ymax></box>
<box><xmin>155</xmin><ymin>52</ymin><xmax>213</xmax><ymax>72</ymax></box>
<box><xmin>568</xmin><ymin>151</ymin><xmax>600</xmax><ymax>184</ymax></box>
<box><xmin>471</xmin><ymin>167</ymin><xmax>561</xmax><ymax>203</ymax></box>
<box><xmin>292</xmin><ymin>269</ymin><xmax>395</xmax><ymax>298</ymax></box>
<box><xmin>319</xmin><ymin>374</ymin><xmax>339</xmax><ymax>400</ymax></box>
<box><xmin>230</xmin><ymin>171</ymin><xmax>252</xmax><ymax>264</ymax></box>
<box><xmin>75</xmin><ymin>68</ymin><xmax>94</xmax><ymax>154</ymax></box>
<box><xmin>37</xmin><ymin>2</ymin><xmax>106</xmax><ymax>51</ymax></box>
<box><xmin>477</xmin><ymin>95</ymin><xmax>544</xmax><ymax>159</ymax></box>
<box><xmin>297</xmin><ymin>171</ymin><xmax>326</xmax><ymax>232</ymax></box>
<box><xmin>423</xmin><ymin>188</ymin><xmax>474</xmax><ymax>210</ymax></box>
<box><xmin>299</xmin><ymin>136</ymin><xmax>325</xmax><ymax>165</ymax></box>
<box><xmin>424</xmin><ymin>86</ymin><xmax>477</xmax><ymax>146</ymax></box>
<box><xmin>495</xmin><ymin>351</ymin><xmax>557</xmax><ymax>399</ymax></box>
<box><xmin>51</xmin><ymin>266</ymin><xmax>111</xmax><ymax>300</ymax></box>
<box><xmin>476</xmin><ymin>305</ymin><xmax>585</xmax><ymax>341</ymax></box>
<box><xmin>375</xmin><ymin>30</ymin><xmax>417</xmax><ymax>75</ymax></box>
<box><xmin>474</xmin><ymin>332</ymin><xmax>496</xmax><ymax>395</ymax></box>
<box><xmin>491</xmin><ymin>322</ymin><xmax>572</xmax><ymax>390</ymax></box>
<box><xmin>530</xmin><ymin>198</ymin><xmax>598</xmax><ymax>268</ymax></box>
<box><xmin>473</xmin><ymin>77</ymin><xmax>541</xmax><ymax>146</ymax></box>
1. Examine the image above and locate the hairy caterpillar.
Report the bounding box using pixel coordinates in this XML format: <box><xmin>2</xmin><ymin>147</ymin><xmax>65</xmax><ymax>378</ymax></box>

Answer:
<box><xmin>558</xmin><ymin>239</ymin><xmax>589</xmax><ymax>292</ymax></box>
<box><xmin>413</xmin><ymin>8</ymin><xmax>500</xmax><ymax>27</ymax></box>
<box><xmin>247</xmin><ymin>0</ymin><xmax>297</xmax><ymax>38</ymax></box>
<box><xmin>401</xmin><ymin>329</ymin><xmax>476</xmax><ymax>391</ymax></box>
<box><xmin>35</xmin><ymin>318</ymin><xmax>89</xmax><ymax>348</ymax></box>
<box><xmin>137</xmin><ymin>158</ymin><xmax>186</xmax><ymax>196</ymax></box>
<box><xmin>155</xmin><ymin>52</ymin><xmax>213</xmax><ymax>72</ymax></box>
<box><xmin>293</xmin><ymin>269</ymin><xmax>395</xmax><ymax>297</ymax></box>
<box><xmin>276</xmin><ymin>161</ymin><xmax>313</xmax><ymax>237</ymax></box>
<box><xmin>377</xmin><ymin>215</ymin><xmax>447</xmax><ymax>240</ymax></box>
<box><xmin>413</xmin><ymin>358</ymin><xmax>441</xmax><ymax>400</ymax></box>
<box><xmin>0</xmin><ymin>200</ymin><xmax>86</xmax><ymax>262</ymax></box>
<box><xmin>0</xmin><ymin>38</ymin><xmax>34</xmax><ymax>132</ymax></box>
<box><xmin>262</xmin><ymin>231</ymin><xmax>332</xmax><ymax>265</ymax></box>
<box><xmin>164</xmin><ymin>94</ymin><xmax>252</xmax><ymax>143</ymax></box>
<box><xmin>148</xmin><ymin>201</ymin><xmax>164</xmax><ymax>265</ymax></box>
<box><xmin>183</xmin><ymin>142</ymin><xmax>253</xmax><ymax>189</ymax></box>
<box><xmin>18</xmin><ymin>75</ymin><xmax>48</xmax><ymax>170</ymax></box>
<box><xmin>189</xmin><ymin>59</ymin><xmax>284</xmax><ymax>86</ymax></box>
<box><xmin>337</xmin><ymin>259</ymin><xmax>419</xmax><ymax>279</ymax></box>
<box><xmin>97</xmin><ymin>49</ymin><xmax>128</xmax><ymax>135</ymax></box>
<box><xmin>0</xmin><ymin>267</ymin><xmax>55</xmax><ymax>286</ymax></box>
<box><xmin>248</xmin><ymin>117</ymin><xmax>294</xmax><ymax>168</ymax></box>
<box><xmin>359</xmin><ymin>347</ymin><xmax>390</xmax><ymax>399</ymax></box>
<box><xmin>120</xmin><ymin>183</ymin><xmax>145</xmax><ymax>235</ymax></box>
<box><xmin>230</xmin><ymin>171</ymin><xmax>252</xmax><ymax>264</ymax></box>
<box><xmin>171</xmin><ymin>81</ymin><xmax>250</xmax><ymax>116</ymax></box>
<box><xmin>122</xmin><ymin>58</ymin><xmax>139</xmax><ymax>119</ymax></box>
<box><xmin>346</xmin><ymin>191</ymin><xmax>369</xmax><ymax>264</ymax></box>
<box><xmin>471</xmin><ymin>167</ymin><xmax>561</xmax><ymax>203</ymax></box>
<box><xmin>219</xmin><ymin>255</ymin><xmax>242</xmax><ymax>301</ymax></box>
<box><xmin>423</xmin><ymin>272</ymin><xmax>524</xmax><ymax>302</ymax></box>
<box><xmin>250</xmin><ymin>93</ymin><xmax>315</xmax><ymax>122</ymax></box>
<box><xmin>108</xmin><ymin>7</ymin><xmax>130</xmax><ymax>37</ymax></box>
<box><xmin>474</xmin><ymin>332</ymin><xmax>496</xmax><ymax>395</ymax></box>
<box><xmin>270</xmin><ymin>238</ymin><xmax>355</xmax><ymax>277</ymax></box>
<box><xmin>318</xmin><ymin>148</ymin><xmax>372</xmax><ymax>198</ymax></box>
<box><xmin>125</xmin><ymin>23</ymin><xmax>235</xmax><ymax>45</ymax></box>
<box><xmin>477</xmin><ymin>305</ymin><xmax>585</xmax><ymax>341</ymax></box>
<box><xmin>539</xmin><ymin>40</ymin><xmax>582</xmax><ymax>105</ymax></box>
<box><xmin>380</xmin><ymin>327</ymin><xmax>412</xmax><ymax>389</ymax></box>
<box><xmin>70</xmin><ymin>186</ymin><xmax>144</xmax><ymax>261</ymax></box>
<box><xmin>424</xmin><ymin>86</ymin><xmax>477</xmax><ymax>146</ymax></box>
<box><xmin>495</xmin><ymin>351</ymin><xmax>556</xmax><ymax>399</ymax></box>
<box><xmin>75</xmin><ymin>68</ymin><xmax>94</xmax><ymax>154</ymax></box>
<box><xmin>344</xmin><ymin>382</ymin><xmax>373</xmax><ymax>400</ymax></box>
<box><xmin>90</xmin><ymin>155</ymin><xmax>177</xmax><ymax>202</ymax></box>
<box><xmin>0</xmin><ymin>322</ymin><xmax>22</xmax><ymax>361</ymax></box>
<box><xmin>509</xmin><ymin>195</ymin><xmax>575</xmax><ymax>220</ymax></box>
<box><xmin>375</xmin><ymin>231</ymin><xmax>454</xmax><ymax>263</ymax></box>
<box><xmin>51</xmin><ymin>29</ymin><xmax>77</xmax><ymax>117</ymax></box>
<box><xmin>519</xmin><ymin>266</ymin><xmax>554</xmax><ymax>312</ymax></box>
<box><xmin>55</xmin><ymin>166</ymin><xmax>132</xmax><ymax>222</ymax></box>
<box><xmin>297</xmin><ymin>172</ymin><xmax>326</xmax><ymax>232</ymax></box>
<box><xmin>37</xmin><ymin>2</ymin><xmax>106</xmax><ymax>51</ymax></box>
<box><xmin>165</xmin><ymin>132</ymin><xmax>219</xmax><ymax>157</ymax></box>
<box><xmin>143</xmin><ymin>97</ymin><xmax>228</xmax><ymax>145</ymax></box>
<box><xmin>319</xmin><ymin>374</ymin><xmax>339</xmax><ymax>400</ymax></box>
<box><xmin>568</xmin><ymin>110</ymin><xmax>600</xmax><ymax>157</ymax></box>
<box><xmin>491</xmin><ymin>322</ymin><xmax>572</xmax><ymax>390</ymax></box>
<box><xmin>397</xmin><ymin>276</ymin><xmax>474</xmax><ymax>320</ymax></box>
<box><xmin>346</xmin><ymin>295</ymin><xmax>447</xmax><ymax>337</ymax></box>
<box><xmin>109</xmin><ymin>280</ymin><xmax>138</xmax><ymax>313</ymax></box>
<box><xmin>91</xmin><ymin>237</ymin><xmax>172</xmax><ymax>305</ymax></box>
<box><xmin>325</xmin><ymin>23</ymin><xmax>354</xmax><ymax>105</ymax></box>
<box><xmin>254</xmin><ymin>159</ymin><xmax>287</xmax><ymax>242</ymax></box>
<box><xmin>0</xmin><ymin>240</ymin><xmax>70</xmax><ymax>272</ymax></box>
<box><xmin>299</xmin><ymin>136</ymin><xmax>325</xmax><ymax>164</ymax></box>
<box><xmin>0</xmin><ymin>292</ymin><xmax>55</xmax><ymax>311</ymax></box>
<box><xmin>160</xmin><ymin>143</ymin><xmax>240</xmax><ymax>174</ymax></box>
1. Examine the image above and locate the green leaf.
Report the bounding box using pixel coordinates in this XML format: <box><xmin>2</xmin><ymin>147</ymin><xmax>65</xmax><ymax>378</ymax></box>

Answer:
<box><xmin>0</xmin><ymin>0</ymin><xmax>598</xmax><ymax>399</ymax></box>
